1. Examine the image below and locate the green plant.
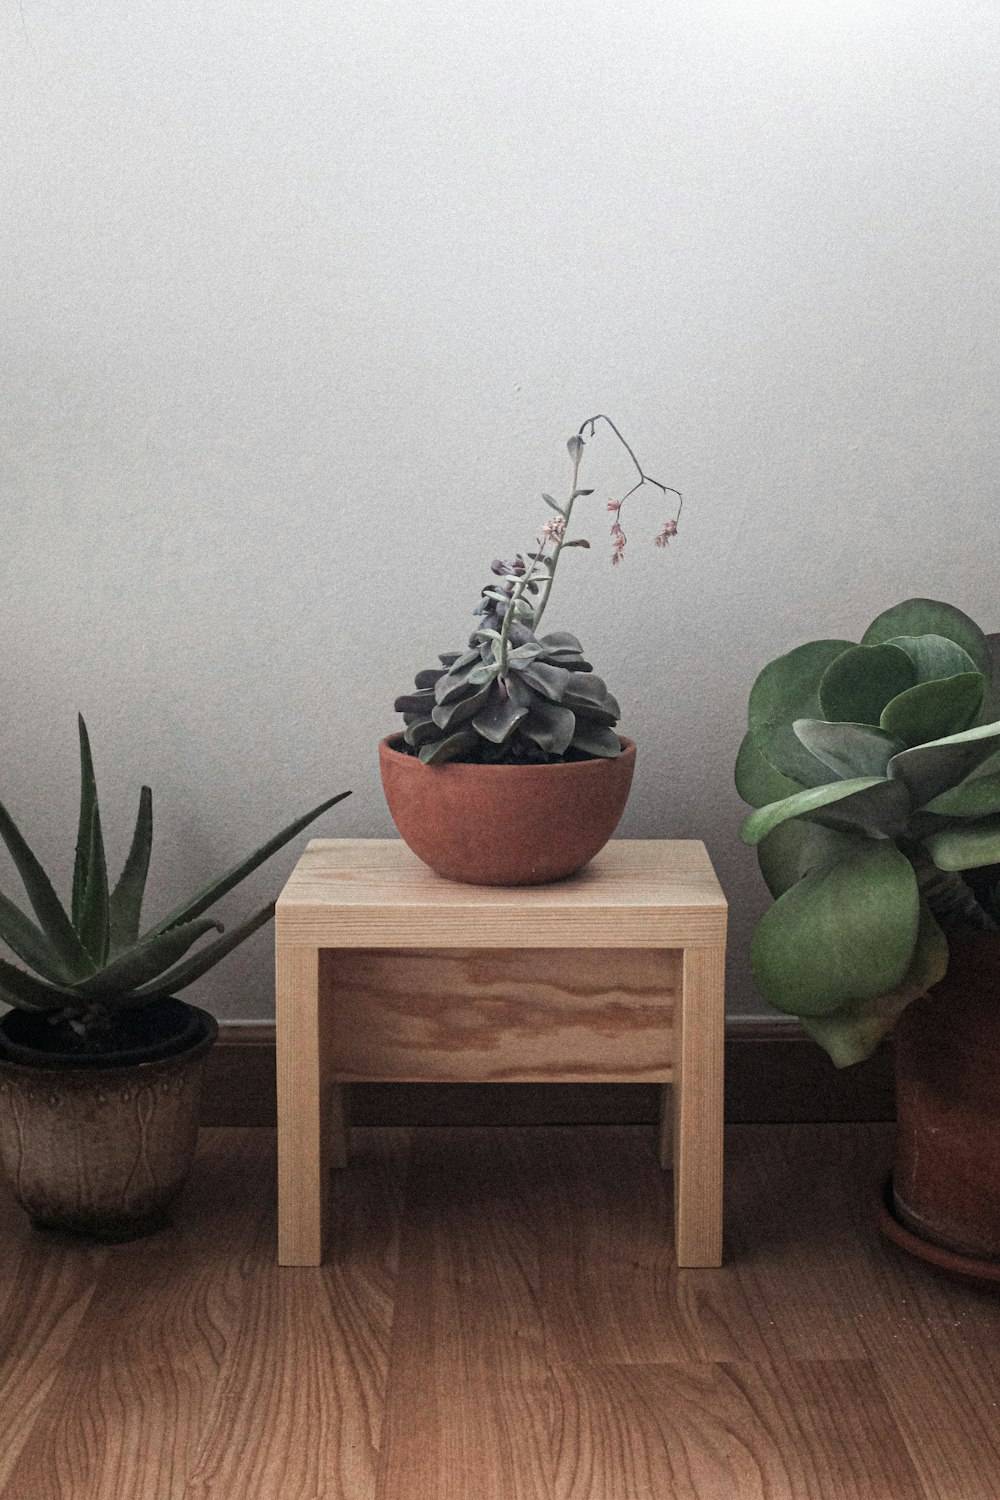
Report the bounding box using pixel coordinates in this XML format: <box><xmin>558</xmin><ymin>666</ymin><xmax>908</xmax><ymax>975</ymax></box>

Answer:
<box><xmin>394</xmin><ymin>417</ymin><xmax>682</xmax><ymax>765</ymax></box>
<box><xmin>0</xmin><ymin>716</ymin><xmax>349</xmax><ymax>1045</ymax></box>
<box><xmin>736</xmin><ymin>598</ymin><xmax>1000</xmax><ymax>1067</ymax></box>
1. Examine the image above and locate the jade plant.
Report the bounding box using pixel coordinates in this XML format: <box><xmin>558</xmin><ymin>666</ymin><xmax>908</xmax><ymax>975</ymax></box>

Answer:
<box><xmin>0</xmin><ymin>716</ymin><xmax>349</xmax><ymax>1047</ymax></box>
<box><xmin>394</xmin><ymin>416</ymin><xmax>682</xmax><ymax>764</ymax></box>
<box><xmin>736</xmin><ymin>598</ymin><xmax>1000</xmax><ymax>1067</ymax></box>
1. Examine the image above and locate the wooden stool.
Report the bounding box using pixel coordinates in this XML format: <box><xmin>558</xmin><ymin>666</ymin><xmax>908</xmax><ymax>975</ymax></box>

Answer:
<box><xmin>275</xmin><ymin>839</ymin><xmax>727</xmax><ymax>1268</ymax></box>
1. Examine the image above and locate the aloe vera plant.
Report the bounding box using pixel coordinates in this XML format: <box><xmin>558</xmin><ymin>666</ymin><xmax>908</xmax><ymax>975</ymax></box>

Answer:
<box><xmin>0</xmin><ymin>716</ymin><xmax>349</xmax><ymax>1043</ymax></box>
<box><xmin>394</xmin><ymin>417</ymin><xmax>682</xmax><ymax>765</ymax></box>
<box><xmin>736</xmin><ymin>598</ymin><xmax>1000</xmax><ymax>1067</ymax></box>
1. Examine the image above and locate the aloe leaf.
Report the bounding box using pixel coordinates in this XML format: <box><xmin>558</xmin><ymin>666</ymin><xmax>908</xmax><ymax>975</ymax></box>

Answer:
<box><xmin>750</xmin><ymin>840</ymin><xmax>919</xmax><ymax>1018</ymax></box>
<box><xmin>862</xmin><ymin>597</ymin><xmax>989</xmax><ymax>674</ymax></box>
<box><xmin>0</xmin><ymin>797</ymin><xmax>91</xmax><ymax>979</ymax></box>
<box><xmin>921</xmin><ymin>749</ymin><xmax>1000</xmax><ymax>819</ymax></box>
<box><xmin>922</xmin><ymin>815</ymin><xmax>1000</xmax><ymax>872</ymax></box>
<box><xmin>72</xmin><ymin>715</ymin><xmax>98</xmax><ymax>930</ymax></box>
<box><xmin>108</xmin><ymin>785</ymin><xmax>153</xmax><ymax>955</ymax></box>
<box><xmin>0</xmin><ymin>890</ymin><xmax>73</xmax><ymax>984</ymax></box>
<box><xmin>144</xmin><ymin>791</ymin><xmax>351</xmax><ymax>939</ymax></box>
<box><xmin>77</xmin><ymin>792</ymin><xmax>110</xmax><ymax>966</ymax></box>
<box><xmin>887</xmin><ymin>718</ymin><xmax>1000</xmax><ymax>804</ymax></box>
<box><xmin>748</xmin><ymin>639</ymin><xmax>854</xmax><ymax>786</ymax></box>
<box><xmin>73</xmin><ymin>915</ymin><xmax>223</xmax><ymax>999</ymax></box>
<box><xmin>129</xmin><ymin>902</ymin><xmax>276</xmax><ymax>1003</ymax></box>
<box><xmin>735</xmin><ymin>733</ymin><xmax>802</xmax><ymax>809</ymax></box>
<box><xmin>818</xmin><ymin>643</ymin><xmax>916</xmax><ymax>726</ymax></box>
<box><xmin>885</xmin><ymin>634</ymin><xmax>978</xmax><ymax>684</ymax></box>
<box><xmin>0</xmin><ymin>954</ymin><xmax>77</xmax><ymax>1012</ymax></box>
<box><xmin>741</xmin><ymin>777</ymin><xmax>911</xmax><ymax>846</ymax></box>
<box><xmin>792</xmin><ymin>720</ymin><xmax>904</xmax><ymax>780</ymax></box>
<box><xmin>800</xmin><ymin>900</ymin><xmax>947</xmax><ymax>1066</ymax></box>
<box><xmin>419</xmin><ymin>731</ymin><xmax>477</xmax><ymax>765</ymax></box>
<box><xmin>879</xmin><ymin>672</ymin><xmax>985</xmax><ymax>748</ymax></box>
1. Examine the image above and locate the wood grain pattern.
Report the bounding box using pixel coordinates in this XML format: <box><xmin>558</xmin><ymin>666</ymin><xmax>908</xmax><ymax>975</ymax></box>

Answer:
<box><xmin>276</xmin><ymin>838</ymin><xmax>726</xmax><ymax>1268</ymax></box>
<box><xmin>375</xmin><ymin>1129</ymin><xmax>552</xmax><ymax>1500</ymax></box>
<box><xmin>1</xmin><ymin>1131</ymin><xmax>262</xmax><ymax>1500</ymax></box>
<box><xmin>275</xmin><ymin>944</ymin><xmax>343</xmax><ymax>1265</ymax></box>
<box><xmin>550</xmin><ymin>1357</ymin><xmax>927</xmax><ymax>1500</ymax></box>
<box><xmin>186</xmin><ymin>1128</ymin><xmax>408</xmax><ymax>1500</ymax></box>
<box><xmin>276</xmin><ymin>838</ymin><xmax>728</xmax><ymax>949</ymax></box>
<box><xmin>328</xmin><ymin>947</ymin><xmax>679</xmax><ymax>1082</ymax></box>
<box><xmin>674</xmin><ymin>944</ymin><xmax>726</xmax><ymax>1267</ymax></box>
<box><xmin>4</xmin><ymin>1123</ymin><xmax>999</xmax><ymax>1499</ymax></box>
<box><xmin>201</xmin><ymin>1016</ymin><xmax>897</xmax><ymax>1129</ymax></box>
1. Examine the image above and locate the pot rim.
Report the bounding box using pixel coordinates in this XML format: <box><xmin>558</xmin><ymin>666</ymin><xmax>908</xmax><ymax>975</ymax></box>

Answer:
<box><xmin>0</xmin><ymin>1000</ymin><xmax>219</xmax><ymax>1078</ymax></box>
<box><xmin>380</xmin><ymin>733</ymin><xmax>635</xmax><ymax>772</ymax></box>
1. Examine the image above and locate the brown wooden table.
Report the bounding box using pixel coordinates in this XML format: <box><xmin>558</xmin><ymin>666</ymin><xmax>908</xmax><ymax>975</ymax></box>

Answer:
<box><xmin>275</xmin><ymin>838</ymin><xmax>728</xmax><ymax>1267</ymax></box>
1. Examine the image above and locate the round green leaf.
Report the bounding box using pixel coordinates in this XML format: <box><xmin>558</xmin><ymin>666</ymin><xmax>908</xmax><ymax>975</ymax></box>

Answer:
<box><xmin>750</xmin><ymin>841</ymin><xmax>919</xmax><ymax>1018</ymax></box>
<box><xmin>921</xmin><ymin>749</ymin><xmax>1000</xmax><ymax>818</ymax></box>
<box><xmin>799</xmin><ymin>901</ymin><xmax>947</xmax><ymax>1067</ymax></box>
<box><xmin>748</xmin><ymin>639</ymin><xmax>854</xmax><ymax>786</ymax></box>
<box><xmin>740</xmin><ymin>776</ymin><xmax>911</xmax><ymax>846</ymax></box>
<box><xmin>756</xmin><ymin>822</ymin><xmax>857</xmax><ymax>900</ymax></box>
<box><xmin>879</xmin><ymin>673</ymin><xmax>985</xmax><ymax>748</ymax></box>
<box><xmin>862</xmin><ymin>598</ymin><xmax>989</xmax><ymax>674</ymax></box>
<box><xmin>818</xmin><ymin>644</ymin><xmax>916</xmax><ymax>726</ymax></box>
<box><xmin>922</xmin><ymin>815</ymin><xmax>1000</xmax><ymax>871</ymax></box>
<box><xmin>735</xmin><ymin>733</ymin><xmax>802</xmax><ymax>809</ymax></box>
<box><xmin>885</xmin><ymin>634</ymin><xmax>978</xmax><ymax>684</ymax></box>
<box><xmin>792</xmin><ymin>720</ymin><xmax>904</xmax><ymax>780</ymax></box>
<box><xmin>888</xmin><ymin>718</ymin><xmax>1000</xmax><ymax>804</ymax></box>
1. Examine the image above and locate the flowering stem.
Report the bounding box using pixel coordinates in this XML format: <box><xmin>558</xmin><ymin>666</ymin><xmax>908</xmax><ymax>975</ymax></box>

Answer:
<box><xmin>498</xmin><ymin>449</ymin><xmax>580</xmax><ymax>671</ymax></box>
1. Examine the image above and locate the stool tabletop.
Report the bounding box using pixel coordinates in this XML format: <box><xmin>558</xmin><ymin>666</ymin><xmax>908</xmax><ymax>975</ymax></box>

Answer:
<box><xmin>276</xmin><ymin>838</ymin><xmax>727</xmax><ymax>949</ymax></box>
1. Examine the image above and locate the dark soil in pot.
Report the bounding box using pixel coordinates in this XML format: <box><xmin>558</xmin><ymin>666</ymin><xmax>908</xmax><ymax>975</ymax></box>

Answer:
<box><xmin>0</xmin><ymin>999</ymin><xmax>217</xmax><ymax>1241</ymax></box>
<box><xmin>379</xmin><ymin>734</ymin><xmax>636</xmax><ymax>886</ymax></box>
<box><xmin>0</xmin><ymin>995</ymin><xmax>203</xmax><ymax>1068</ymax></box>
<box><xmin>892</xmin><ymin>932</ymin><xmax>1000</xmax><ymax>1264</ymax></box>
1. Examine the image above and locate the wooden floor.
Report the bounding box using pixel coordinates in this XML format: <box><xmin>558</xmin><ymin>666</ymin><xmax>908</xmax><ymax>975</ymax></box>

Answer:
<box><xmin>0</xmin><ymin>1125</ymin><xmax>997</xmax><ymax>1499</ymax></box>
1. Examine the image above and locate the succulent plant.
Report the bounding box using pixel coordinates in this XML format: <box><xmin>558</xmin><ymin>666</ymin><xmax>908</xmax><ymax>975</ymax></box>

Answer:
<box><xmin>394</xmin><ymin>417</ymin><xmax>682</xmax><ymax>765</ymax></box>
<box><xmin>0</xmin><ymin>716</ymin><xmax>349</xmax><ymax>1044</ymax></box>
<box><xmin>736</xmin><ymin>598</ymin><xmax>1000</xmax><ymax>1067</ymax></box>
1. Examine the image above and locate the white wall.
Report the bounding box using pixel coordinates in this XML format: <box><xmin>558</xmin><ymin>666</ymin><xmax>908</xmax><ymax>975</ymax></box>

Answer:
<box><xmin>2</xmin><ymin>0</ymin><xmax>998</xmax><ymax>1019</ymax></box>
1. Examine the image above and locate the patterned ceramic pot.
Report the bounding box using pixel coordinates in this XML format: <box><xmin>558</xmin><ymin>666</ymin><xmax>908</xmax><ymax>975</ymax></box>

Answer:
<box><xmin>0</xmin><ymin>1001</ymin><xmax>217</xmax><ymax>1241</ymax></box>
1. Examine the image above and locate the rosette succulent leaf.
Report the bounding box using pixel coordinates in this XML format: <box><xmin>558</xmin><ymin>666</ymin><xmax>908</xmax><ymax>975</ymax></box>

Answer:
<box><xmin>396</xmin><ymin>625</ymin><xmax>621</xmax><ymax>765</ymax></box>
<box><xmin>736</xmin><ymin>598</ymin><xmax>1000</xmax><ymax>1068</ymax></box>
<box><xmin>0</xmin><ymin>715</ymin><xmax>350</xmax><ymax>1041</ymax></box>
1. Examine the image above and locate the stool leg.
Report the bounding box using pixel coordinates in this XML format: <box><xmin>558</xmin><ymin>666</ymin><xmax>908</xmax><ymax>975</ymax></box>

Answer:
<box><xmin>657</xmin><ymin>1084</ymin><xmax>673</xmax><ymax>1167</ymax></box>
<box><xmin>674</xmin><ymin>945</ymin><xmax>725</xmax><ymax>1268</ymax></box>
<box><xmin>277</xmin><ymin>944</ymin><xmax>340</xmax><ymax>1265</ymax></box>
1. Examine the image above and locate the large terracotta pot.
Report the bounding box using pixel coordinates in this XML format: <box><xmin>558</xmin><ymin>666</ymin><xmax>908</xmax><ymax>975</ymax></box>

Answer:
<box><xmin>891</xmin><ymin>932</ymin><xmax>1000</xmax><ymax>1265</ymax></box>
<box><xmin>379</xmin><ymin>734</ymin><xmax>636</xmax><ymax>885</ymax></box>
<box><xmin>0</xmin><ymin>999</ymin><xmax>217</xmax><ymax>1241</ymax></box>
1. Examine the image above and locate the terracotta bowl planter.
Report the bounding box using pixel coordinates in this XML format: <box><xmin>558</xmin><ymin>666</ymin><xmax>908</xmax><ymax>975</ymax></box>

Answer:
<box><xmin>887</xmin><ymin>932</ymin><xmax>1000</xmax><ymax>1272</ymax></box>
<box><xmin>0</xmin><ymin>999</ymin><xmax>217</xmax><ymax>1241</ymax></box>
<box><xmin>379</xmin><ymin>734</ymin><xmax>636</xmax><ymax>885</ymax></box>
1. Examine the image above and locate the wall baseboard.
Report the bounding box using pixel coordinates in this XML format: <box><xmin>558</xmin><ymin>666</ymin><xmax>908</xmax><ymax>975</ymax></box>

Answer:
<box><xmin>201</xmin><ymin>1018</ymin><xmax>895</xmax><ymax>1128</ymax></box>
